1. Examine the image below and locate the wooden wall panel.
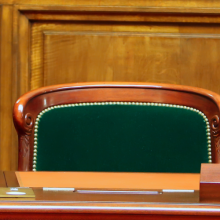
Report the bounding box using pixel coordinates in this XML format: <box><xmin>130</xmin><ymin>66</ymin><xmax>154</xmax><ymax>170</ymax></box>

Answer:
<box><xmin>1</xmin><ymin>1</ymin><xmax>220</xmax><ymax>170</ymax></box>
<box><xmin>28</xmin><ymin>15</ymin><xmax>220</xmax><ymax>93</ymax></box>
<box><xmin>43</xmin><ymin>32</ymin><xmax>220</xmax><ymax>91</ymax></box>
<box><xmin>0</xmin><ymin>5</ymin><xmax>14</xmax><ymax>170</ymax></box>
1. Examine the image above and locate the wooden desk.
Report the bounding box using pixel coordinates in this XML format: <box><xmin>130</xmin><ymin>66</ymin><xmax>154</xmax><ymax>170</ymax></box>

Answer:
<box><xmin>1</xmin><ymin>171</ymin><xmax>220</xmax><ymax>219</ymax></box>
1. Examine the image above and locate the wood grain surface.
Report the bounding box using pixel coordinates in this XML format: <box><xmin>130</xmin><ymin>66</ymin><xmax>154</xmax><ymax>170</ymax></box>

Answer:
<box><xmin>1</xmin><ymin>0</ymin><xmax>220</xmax><ymax>7</ymax></box>
<box><xmin>1</xmin><ymin>1</ymin><xmax>220</xmax><ymax>170</ymax></box>
<box><xmin>0</xmin><ymin>5</ymin><xmax>15</xmax><ymax>171</ymax></box>
<box><xmin>43</xmin><ymin>31</ymin><xmax>220</xmax><ymax>89</ymax></box>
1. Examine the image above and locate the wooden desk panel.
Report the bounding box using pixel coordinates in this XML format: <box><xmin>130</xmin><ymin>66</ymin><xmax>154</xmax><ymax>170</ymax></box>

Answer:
<box><xmin>0</xmin><ymin>172</ymin><xmax>220</xmax><ymax>219</ymax></box>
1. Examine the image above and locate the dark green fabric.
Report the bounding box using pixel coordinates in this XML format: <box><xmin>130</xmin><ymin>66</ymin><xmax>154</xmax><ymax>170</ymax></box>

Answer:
<box><xmin>36</xmin><ymin>104</ymin><xmax>208</xmax><ymax>173</ymax></box>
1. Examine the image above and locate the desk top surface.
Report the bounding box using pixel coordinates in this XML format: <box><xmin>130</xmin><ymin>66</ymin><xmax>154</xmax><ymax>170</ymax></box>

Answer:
<box><xmin>16</xmin><ymin>171</ymin><xmax>200</xmax><ymax>189</ymax></box>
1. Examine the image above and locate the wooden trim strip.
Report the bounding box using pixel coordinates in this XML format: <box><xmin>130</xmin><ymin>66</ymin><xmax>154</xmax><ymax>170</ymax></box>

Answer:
<box><xmin>14</xmin><ymin>5</ymin><xmax>220</xmax><ymax>14</ymax></box>
<box><xmin>0</xmin><ymin>0</ymin><xmax>220</xmax><ymax>9</ymax></box>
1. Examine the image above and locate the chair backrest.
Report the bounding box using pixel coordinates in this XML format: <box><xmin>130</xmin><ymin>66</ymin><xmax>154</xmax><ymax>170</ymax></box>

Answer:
<box><xmin>13</xmin><ymin>82</ymin><xmax>220</xmax><ymax>172</ymax></box>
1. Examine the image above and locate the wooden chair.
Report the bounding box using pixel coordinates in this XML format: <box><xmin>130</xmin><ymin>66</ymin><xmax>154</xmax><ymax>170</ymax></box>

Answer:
<box><xmin>13</xmin><ymin>82</ymin><xmax>220</xmax><ymax>172</ymax></box>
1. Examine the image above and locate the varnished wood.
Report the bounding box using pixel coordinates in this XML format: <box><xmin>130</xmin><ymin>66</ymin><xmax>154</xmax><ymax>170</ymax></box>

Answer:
<box><xmin>2</xmin><ymin>0</ymin><xmax>220</xmax><ymax>8</ymax></box>
<box><xmin>17</xmin><ymin>11</ymin><xmax>31</xmax><ymax>95</ymax></box>
<box><xmin>1</xmin><ymin>171</ymin><xmax>220</xmax><ymax>219</ymax></box>
<box><xmin>13</xmin><ymin>82</ymin><xmax>220</xmax><ymax>171</ymax></box>
<box><xmin>2</xmin><ymin>171</ymin><xmax>220</xmax><ymax>219</ymax></box>
<box><xmin>12</xmin><ymin>4</ymin><xmax>220</xmax><ymax>94</ymax></box>
<box><xmin>0</xmin><ymin>6</ymin><xmax>14</xmax><ymax>171</ymax></box>
<box><xmin>22</xmin><ymin>7</ymin><xmax>220</xmax><ymax>93</ymax></box>
<box><xmin>1</xmin><ymin>200</ymin><xmax>220</xmax><ymax>220</ymax></box>
<box><xmin>4</xmin><ymin>171</ymin><xmax>19</xmax><ymax>187</ymax></box>
<box><xmin>0</xmin><ymin>171</ymin><xmax>6</xmax><ymax>187</ymax></box>
<box><xmin>2</xmin><ymin>0</ymin><xmax>220</xmax><ymax>171</ymax></box>
<box><xmin>18</xmin><ymin>6</ymin><xmax>220</xmax><ymax>24</ymax></box>
<box><xmin>200</xmin><ymin>164</ymin><xmax>220</xmax><ymax>202</ymax></box>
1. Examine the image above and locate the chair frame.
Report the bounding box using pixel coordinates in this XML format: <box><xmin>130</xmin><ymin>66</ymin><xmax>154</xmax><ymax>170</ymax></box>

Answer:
<box><xmin>13</xmin><ymin>82</ymin><xmax>220</xmax><ymax>171</ymax></box>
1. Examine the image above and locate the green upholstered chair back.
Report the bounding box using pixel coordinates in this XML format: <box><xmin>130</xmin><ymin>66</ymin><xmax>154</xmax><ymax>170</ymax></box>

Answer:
<box><xmin>14</xmin><ymin>83</ymin><xmax>220</xmax><ymax>172</ymax></box>
<box><xmin>34</xmin><ymin>102</ymin><xmax>209</xmax><ymax>173</ymax></box>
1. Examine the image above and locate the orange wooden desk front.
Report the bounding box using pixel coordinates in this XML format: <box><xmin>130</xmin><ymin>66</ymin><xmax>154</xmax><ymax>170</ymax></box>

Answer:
<box><xmin>1</xmin><ymin>171</ymin><xmax>220</xmax><ymax>219</ymax></box>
